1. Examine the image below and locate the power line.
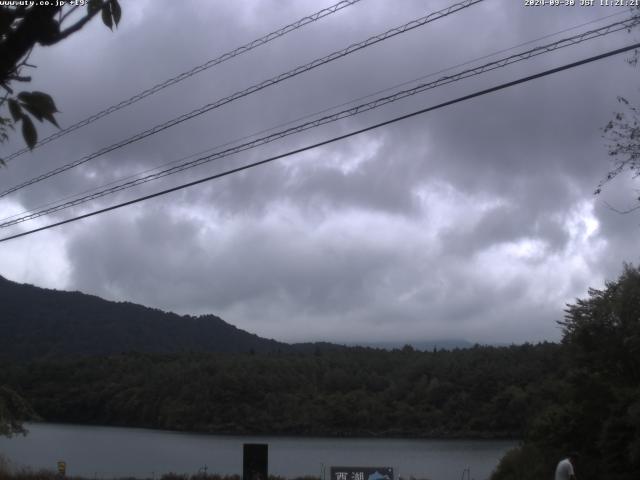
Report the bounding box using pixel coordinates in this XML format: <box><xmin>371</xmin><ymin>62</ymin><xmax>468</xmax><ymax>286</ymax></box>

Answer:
<box><xmin>2</xmin><ymin>0</ymin><xmax>364</xmax><ymax>162</ymax></box>
<box><xmin>0</xmin><ymin>0</ymin><xmax>484</xmax><ymax>198</ymax></box>
<box><xmin>4</xmin><ymin>14</ymin><xmax>635</xmax><ymax>226</ymax></box>
<box><xmin>3</xmin><ymin>15</ymin><xmax>637</xmax><ymax>228</ymax></box>
<box><xmin>3</xmin><ymin>8</ymin><xmax>625</xmax><ymax>225</ymax></box>
<box><xmin>2</xmin><ymin>41</ymin><xmax>638</xmax><ymax>244</ymax></box>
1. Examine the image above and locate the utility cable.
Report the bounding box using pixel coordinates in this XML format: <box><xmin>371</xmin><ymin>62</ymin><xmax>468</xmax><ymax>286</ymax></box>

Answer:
<box><xmin>2</xmin><ymin>8</ymin><xmax>626</xmax><ymax>225</ymax></box>
<box><xmin>2</xmin><ymin>0</ymin><xmax>364</xmax><ymax>162</ymax></box>
<box><xmin>0</xmin><ymin>0</ymin><xmax>484</xmax><ymax>198</ymax></box>
<box><xmin>1</xmin><ymin>41</ymin><xmax>638</xmax><ymax>243</ymax></box>
<box><xmin>2</xmin><ymin>15</ymin><xmax>637</xmax><ymax>228</ymax></box>
<box><xmin>0</xmin><ymin>7</ymin><xmax>630</xmax><ymax>227</ymax></box>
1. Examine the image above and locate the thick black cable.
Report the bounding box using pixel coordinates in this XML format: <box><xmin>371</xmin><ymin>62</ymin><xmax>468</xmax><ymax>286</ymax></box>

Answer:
<box><xmin>2</xmin><ymin>0</ymin><xmax>364</xmax><ymax>162</ymax></box>
<box><xmin>8</xmin><ymin>13</ymin><xmax>629</xmax><ymax>230</ymax></box>
<box><xmin>3</xmin><ymin>14</ymin><xmax>637</xmax><ymax>228</ymax></box>
<box><xmin>2</xmin><ymin>41</ymin><xmax>638</xmax><ymax>243</ymax></box>
<box><xmin>0</xmin><ymin>0</ymin><xmax>483</xmax><ymax>198</ymax></box>
<box><xmin>1</xmin><ymin>9</ymin><xmax>628</xmax><ymax>225</ymax></box>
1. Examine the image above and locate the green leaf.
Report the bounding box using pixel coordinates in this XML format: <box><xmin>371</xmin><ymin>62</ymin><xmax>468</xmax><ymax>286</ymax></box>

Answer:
<box><xmin>20</xmin><ymin>91</ymin><xmax>58</xmax><ymax>113</ymax></box>
<box><xmin>21</xmin><ymin>115</ymin><xmax>37</xmax><ymax>149</ymax></box>
<box><xmin>20</xmin><ymin>102</ymin><xmax>59</xmax><ymax>127</ymax></box>
<box><xmin>8</xmin><ymin>99</ymin><xmax>22</xmax><ymax>122</ymax></box>
<box><xmin>102</xmin><ymin>2</ymin><xmax>113</xmax><ymax>30</ymax></box>
<box><xmin>110</xmin><ymin>0</ymin><xmax>121</xmax><ymax>26</ymax></box>
<box><xmin>20</xmin><ymin>102</ymin><xmax>45</xmax><ymax>122</ymax></box>
<box><xmin>41</xmin><ymin>111</ymin><xmax>59</xmax><ymax>128</ymax></box>
<box><xmin>17</xmin><ymin>91</ymin><xmax>60</xmax><ymax>127</ymax></box>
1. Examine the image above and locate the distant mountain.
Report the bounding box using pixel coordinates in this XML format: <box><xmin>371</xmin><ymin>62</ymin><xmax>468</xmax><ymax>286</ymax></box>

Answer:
<box><xmin>346</xmin><ymin>339</ymin><xmax>474</xmax><ymax>351</ymax></box>
<box><xmin>0</xmin><ymin>275</ymin><xmax>291</xmax><ymax>360</ymax></box>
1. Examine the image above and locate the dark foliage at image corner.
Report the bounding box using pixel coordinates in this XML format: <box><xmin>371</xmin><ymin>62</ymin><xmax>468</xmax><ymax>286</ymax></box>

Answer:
<box><xmin>492</xmin><ymin>265</ymin><xmax>640</xmax><ymax>480</ymax></box>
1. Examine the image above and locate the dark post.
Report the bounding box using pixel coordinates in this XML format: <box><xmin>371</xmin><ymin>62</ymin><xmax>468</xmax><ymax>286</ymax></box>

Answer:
<box><xmin>243</xmin><ymin>443</ymin><xmax>268</xmax><ymax>480</ymax></box>
<box><xmin>56</xmin><ymin>461</ymin><xmax>66</xmax><ymax>480</ymax></box>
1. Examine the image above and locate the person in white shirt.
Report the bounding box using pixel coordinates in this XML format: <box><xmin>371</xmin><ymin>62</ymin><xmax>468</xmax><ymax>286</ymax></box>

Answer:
<box><xmin>554</xmin><ymin>452</ymin><xmax>578</xmax><ymax>480</ymax></box>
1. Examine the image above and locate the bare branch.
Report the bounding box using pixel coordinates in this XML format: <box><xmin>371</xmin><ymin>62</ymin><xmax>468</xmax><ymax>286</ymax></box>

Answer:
<box><xmin>6</xmin><ymin>75</ymin><xmax>31</xmax><ymax>82</ymax></box>
<box><xmin>59</xmin><ymin>5</ymin><xmax>80</xmax><ymax>25</ymax></box>
<box><xmin>55</xmin><ymin>2</ymin><xmax>107</xmax><ymax>42</ymax></box>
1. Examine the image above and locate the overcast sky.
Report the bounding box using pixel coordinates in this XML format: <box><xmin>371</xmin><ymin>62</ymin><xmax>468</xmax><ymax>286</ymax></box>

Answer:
<box><xmin>1</xmin><ymin>0</ymin><xmax>639</xmax><ymax>344</ymax></box>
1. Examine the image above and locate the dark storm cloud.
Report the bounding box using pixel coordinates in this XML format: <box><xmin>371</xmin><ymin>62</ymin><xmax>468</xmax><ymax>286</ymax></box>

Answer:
<box><xmin>2</xmin><ymin>0</ymin><xmax>638</xmax><ymax>343</ymax></box>
<box><xmin>64</xmin><ymin>205</ymin><xmax>408</xmax><ymax>334</ymax></box>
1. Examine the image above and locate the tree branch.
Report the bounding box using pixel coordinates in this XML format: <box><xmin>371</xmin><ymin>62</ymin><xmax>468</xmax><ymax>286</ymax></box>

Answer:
<box><xmin>6</xmin><ymin>74</ymin><xmax>31</xmax><ymax>82</ymax></box>
<box><xmin>59</xmin><ymin>5</ymin><xmax>80</xmax><ymax>25</ymax></box>
<box><xmin>55</xmin><ymin>2</ymin><xmax>107</xmax><ymax>42</ymax></box>
<box><xmin>0</xmin><ymin>7</ymin><xmax>61</xmax><ymax>82</ymax></box>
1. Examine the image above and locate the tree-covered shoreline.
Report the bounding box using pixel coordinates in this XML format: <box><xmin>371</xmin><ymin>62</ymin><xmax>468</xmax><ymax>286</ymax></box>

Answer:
<box><xmin>492</xmin><ymin>265</ymin><xmax>640</xmax><ymax>480</ymax></box>
<box><xmin>2</xmin><ymin>266</ymin><xmax>638</xmax><ymax>480</ymax></box>
<box><xmin>0</xmin><ymin>342</ymin><xmax>562</xmax><ymax>440</ymax></box>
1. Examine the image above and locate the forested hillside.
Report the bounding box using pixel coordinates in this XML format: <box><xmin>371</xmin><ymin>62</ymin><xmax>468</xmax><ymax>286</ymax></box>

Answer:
<box><xmin>0</xmin><ymin>275</ymin><xmax>288</xmax><ymax>359</ymax></box>
<box><xmin>492</xmin><ymin>265</ymin><xmax>640</xmax><ymax>480</ymax></box>
<box><xmin>3</xmin><ymin>266</ymin><xmax>638</xmax><ymax>480</ymax></box>
<box><xmin>0</xmin><ymin>343</ymin><xmax>562</xmax><ymax>438</ymax></box>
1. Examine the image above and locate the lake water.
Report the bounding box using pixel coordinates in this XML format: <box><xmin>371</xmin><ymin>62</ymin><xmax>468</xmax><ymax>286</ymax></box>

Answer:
<box><xmin>0</xmin><ymin>423</ymin><xmax>515</xmax><ymax>480</ymax></box>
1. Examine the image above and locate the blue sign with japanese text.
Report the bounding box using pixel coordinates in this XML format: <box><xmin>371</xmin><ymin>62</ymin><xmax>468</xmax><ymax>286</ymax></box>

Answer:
<box><xmin>330</xmin><ymin>467</ymin><xmax>393</xmax><ymax>480</ymax></box>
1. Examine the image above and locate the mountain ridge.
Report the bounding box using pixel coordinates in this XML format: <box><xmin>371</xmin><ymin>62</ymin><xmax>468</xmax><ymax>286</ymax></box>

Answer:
<box><xmin>0</xmin><ymin>274</ymin><xmax>291</xmax><ymax>360</ymax></box>
<box><xmin>0</xmin><ymin>275</ymin><xmax>473</xmax><ymax>360</ymax></box>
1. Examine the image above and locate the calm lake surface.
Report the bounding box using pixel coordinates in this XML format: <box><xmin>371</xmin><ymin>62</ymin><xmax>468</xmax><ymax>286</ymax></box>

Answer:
<box><xmin>0</xmin><ymin>423</ymin><xmax>515</xmax><ymax>480</ymax></box>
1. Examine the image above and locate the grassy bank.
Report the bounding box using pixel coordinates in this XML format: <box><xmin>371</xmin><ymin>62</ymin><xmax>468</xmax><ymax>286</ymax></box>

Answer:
<box><xmin>0</xmin><ymin>459</ymin><xmax>430</xmax><ymax>480</ymax></box>
<box><xmin>0</xmin><ymin>464</ymin><xmax>323</xmax><ymax>480</ymax></box>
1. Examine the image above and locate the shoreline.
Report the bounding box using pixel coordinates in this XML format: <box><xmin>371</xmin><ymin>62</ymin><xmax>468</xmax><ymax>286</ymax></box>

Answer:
<box><xmin>22</xmin><ymin>421</ymin><xmax>522</xmax><ymax>442</ymax></box>
<box><xmin>2</xmin><ymin>424</ymin><xmax>515</xmax><ymax>480</ymax></box>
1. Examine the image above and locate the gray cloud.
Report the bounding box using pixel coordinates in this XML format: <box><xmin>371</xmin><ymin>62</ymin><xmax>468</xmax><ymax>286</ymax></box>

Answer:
<box><xmin>1</xmin><ymin>0</ymin><xmax>639</xmax><ymax>344</ymax></box>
